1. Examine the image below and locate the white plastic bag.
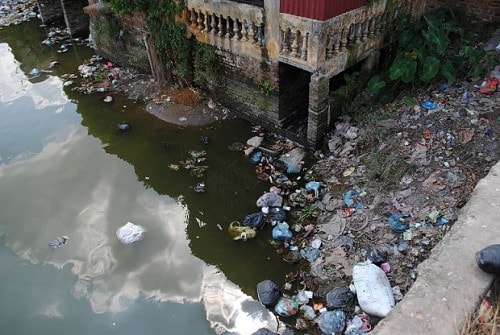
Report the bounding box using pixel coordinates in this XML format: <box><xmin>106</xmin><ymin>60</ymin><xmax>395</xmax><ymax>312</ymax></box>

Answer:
<box><xmin>116</xmin><ymin>221</ymin><xmax>145</xmax><ymax>244</ymax></box>
<box><xmin>352</xmin><ymin>261</ymin><xmax>395</xmax><ymax>318</ymax></box>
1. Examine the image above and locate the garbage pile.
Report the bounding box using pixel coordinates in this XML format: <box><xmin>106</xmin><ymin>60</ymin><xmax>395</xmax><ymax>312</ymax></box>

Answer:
<box><xmin>0</xmin><ymin>0</ymin><xmax>36</xmax><ymax>26</ymax></box>
<box><xmin>241</xmin><ymin>62</ymin><xmax>498</xmax><ymax>333</ymax></box>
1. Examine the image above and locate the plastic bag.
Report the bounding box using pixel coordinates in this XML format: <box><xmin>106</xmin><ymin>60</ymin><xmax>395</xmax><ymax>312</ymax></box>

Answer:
<box><xmin>256</xmin><ymin>192</ymin><xmax>283</xmax><ymax>207</ymax></box>
<box><xmin>300</xmin><ymin>246</ymin><xmax>320</xmax><ymax>263</ymax></box>
<box><xmin>476</xmin><ymin>244</ymin><xmax>500</xmax><ymax>274</ymax></box>
<box><xmin>326</xmin><ymin>286</ymin><xmax>355</xmax><ymax>309</ymax></box>
<box><xmin>116</xmin><ymin>222</ymin><xmax>144</xmax><ymax>244</ymax></box>
<box><xmin>267</xmin><ymin>207</ymin><xmax>286</xmax><ymax>223</ymax></box>
<box><xmin>300</xmin><ymin>304</ymin><xmax>316</xmax><ymax>320</ymax></box>
<box><xmin>274</xmin><ymin>296</ymin><xmax>299</xmax><ymax>317</ymax></box>
<box><xmin>352</xmin><ymin>262</ymin><xmax>395</xmax><ymax>318</ymax></box>
<box><xmin>316</xmin><ymin>310</ymin><xmax>346</xmax><ymax>334</ymax></box>
<box><xmin>257</xmin><ymin>280</ymin><xmax>282</xmax><ymax>306</ymax></box>
<box><xmin>243</xmin><ymin>212</ymin><xmax>266</xmax><ymax>230</ymax></box>
<box><xmin>272</xmin><ymin>222</ymin><xmax>292</xmax><ymax>241</ymax></box>
<box><xmin>48</xmin><ymin>236</ymin><xmax>68</xmax><ymax>249</ymax></box>
<box><xmin>228</xmin><ymin>221</ymin><xmax>256</xmax><ymax>241</ymax></box>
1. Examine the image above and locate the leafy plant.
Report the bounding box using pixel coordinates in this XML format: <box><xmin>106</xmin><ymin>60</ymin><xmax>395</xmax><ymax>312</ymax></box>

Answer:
<box><xmin>109</xmin><ymin>0</ymin><xmax>189</xmax><ymax>85</ymax></box>
<box><xmin>297</xmin><ymin>204</ymin><xmax>317</xmax><ymax>224</ymax></box>
<box><xmin>193</xmin><ymin>42</ymin><xmax>217</xmax><ymax>90</ymax></box>
<box><xmin>368</xmin><ymin>7</ymin><xmax>489</xmax><ymax>100</ymax></box>
<box><xmin>260</xmin><ymin>79</ymin><xmax>276</xmax><ymax>96</ymax></box>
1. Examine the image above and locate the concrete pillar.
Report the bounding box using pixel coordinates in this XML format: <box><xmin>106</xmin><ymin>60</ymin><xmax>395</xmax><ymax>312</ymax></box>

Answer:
<box><xmin>36</xmin><ymin>0</ymin><xmax>64</xmax><ymax>25</ymax></box>
<box><xmin>307</xmin><ymin>72</ymin><xmax>330</xmax><ymax>148</ymax></box>
<box><xmin>61</xmin><ymin>0</ymin><xmax>90</xmax><ymax>37</ymax></box>
<box><xmin>360</xmin><ymin>50</ymin><xmax>380</xmax><ymax>83</ymax></box>
<box><xmin>263</xmin><ymin>0</ymin><xmax>281</xmax><ymax>61</ymax></box>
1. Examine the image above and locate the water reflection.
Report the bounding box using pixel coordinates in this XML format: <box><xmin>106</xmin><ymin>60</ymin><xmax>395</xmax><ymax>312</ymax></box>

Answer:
<box><xmin>0</xmin><ymin>22</ymin><xmax>287</xmax><ymax>335</ymax></box>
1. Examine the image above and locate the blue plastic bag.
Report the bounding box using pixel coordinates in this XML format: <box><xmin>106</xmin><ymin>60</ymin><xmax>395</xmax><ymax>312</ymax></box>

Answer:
<box><xmin>272</xmin><ymin>222</ymin><xmax>292</xmax><ymax>241</ymax></box>
<box><xmin>317</xmin><ymin>310</ymin><xmax>346</xmax><ymax>334</ymax></box>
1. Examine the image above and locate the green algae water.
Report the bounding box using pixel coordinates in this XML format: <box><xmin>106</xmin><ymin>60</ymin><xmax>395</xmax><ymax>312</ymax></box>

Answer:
<box><xmin>0</xmin><ymin>19</ymin><xmax>294</xmax><ymax>335</ymax></box>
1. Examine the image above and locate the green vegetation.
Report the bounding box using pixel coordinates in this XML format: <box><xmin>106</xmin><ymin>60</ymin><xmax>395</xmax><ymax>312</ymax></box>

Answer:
<box><xmin>259</xmin><ymin>79</ymin><xmax>276</xmax><ymax>96</ymax></box>
<box><xmin>367</xmin><ymin>7</ymin><xmax>493</xmax><ymax>103</ymax></box>
<box><xmin>367</xmin><ymin>147</ymin><xmax>416</xmax><ymax>189</ymax></box>
<box><xmin>108</xmin><ymin>0</ymin><xmax>190</xmax><ymax>84</ymax></box>
<box><xmin>297</xmin><ymin>204</ymin><xmax>317</xmax><ymax>224</ymax></box>
<box><xmin>193</xmin><ymin>42</ymin><xmax>217</xmax><ymax>90</ymax></box>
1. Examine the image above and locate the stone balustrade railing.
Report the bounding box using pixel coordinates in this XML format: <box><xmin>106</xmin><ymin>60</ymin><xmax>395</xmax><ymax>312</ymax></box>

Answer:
<box><xmin>278</xmin><ymin>0</ymin><xmax>418</xmax><ymax>75</ymax></box>
<box><xmin>183</xmin><ymin>1</ymin><xmax>265</xmax><ymax>56</ymax></box>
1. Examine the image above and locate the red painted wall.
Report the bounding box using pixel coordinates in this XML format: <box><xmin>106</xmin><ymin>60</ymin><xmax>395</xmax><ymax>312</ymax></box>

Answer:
<box><xmin>280</xmin><ymin>0</ymin><xmax>366</xmax><ymax>21</ymax></box>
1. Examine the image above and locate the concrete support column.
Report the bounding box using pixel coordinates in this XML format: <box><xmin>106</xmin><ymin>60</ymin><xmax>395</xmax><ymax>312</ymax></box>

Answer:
<box><xmin>307</xmin><ymin>72</ymin><xmax>330</xmax><ymax>148</ymax></box>
<box><xmin>61</xmin><ymin>0</ymin><xmax>90</xmax><ymax>37</ymax></box>
<box><xmin>36</xmin><ymin>0</ymin><xmax>64</xmax><ymax>25</ymax></box>
<box><xmin>360</xmin><ymin>50</ymin><xmax>380</xmax><ymax>83</ymax></box>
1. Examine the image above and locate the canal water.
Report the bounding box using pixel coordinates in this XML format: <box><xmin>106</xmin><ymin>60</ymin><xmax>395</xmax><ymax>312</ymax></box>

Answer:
<box><xmin>0</xmin><ymin>19</ymin><xmax>294</xmax><ymax>335</ymax></box>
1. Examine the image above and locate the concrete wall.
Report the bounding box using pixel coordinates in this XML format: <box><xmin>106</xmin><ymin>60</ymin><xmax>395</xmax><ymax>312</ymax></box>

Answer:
<box><xmin>84</xmin><ymin>1</ymin><xmax>151</xmax><ymax>73</ymax></box>
<box><xmin>211</xmin><ymin>48</ymin><xmax>281</xmax><ymax>129</ymax></box>
<box><xmin>37</xmin><ymin>0</ymin><xmax>89</xmax><ymax>37</ymax></box>
<box><xmin>36</xmin><ymin>0</ymin><xmax>63</xmax><ymax>25</ymax></box>
<box><xmin>61</xmin><ymin>0</ymin><xmax>89</xmax><ymax>37</ymax></box>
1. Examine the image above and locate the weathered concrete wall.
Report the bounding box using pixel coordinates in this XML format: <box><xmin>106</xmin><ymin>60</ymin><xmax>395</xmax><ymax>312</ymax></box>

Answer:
<box><xmin>61</xmin><ymin>0</ymin><xmax>89</xmax><ymax>37</ymax></box>
<box><xmin>36</xmin><ymin>0</ymin><xmax>63</xmax><ymax>25</ymax></box>
<box><xmin>426</xmin><ymin>0</ymin><xmax>500</xmax><ymax>23</ymax></box>
<box><xmin>210</xmin><ymin>48</ymin><xmax>281</xmax><ymax>129</ymax></box>
<box><xmin>37</xmin><ymin>0</ymin><xmax>89</xmax><ymax>36</ymax></box>
<box><xmin>84</xmin><ymin>1</ymin><xmax>151</xmax><ymax>73</ymax></box>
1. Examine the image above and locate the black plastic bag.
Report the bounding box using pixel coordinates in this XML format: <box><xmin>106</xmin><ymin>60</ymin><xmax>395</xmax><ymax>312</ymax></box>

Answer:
<box><xmin>476</xmin><ymin>244</ymin><xmax>500</xmax><ymax>275</ymax></box>
<box><xmin>243</xmin><ymin>212</ymin><xmax>266</xmax><ymax>230</ymax></box>
<box><xmin>366</xmin><ymin>248</ymin><xmax>388</xmax><ymax>266</ymax></box>
<box><xmin>326</xmin><ymin>286</ymin><xmax>355</xmax><ymax>309</ymax></box>
<box><xmin>257</xmin><ymin>280</ymin><xmax>282</xmax><ymax>306</ymax></box>
<box><xmin>267</xmin><ymin>207</ymin><xmax>286</xmax><ymax>223</ymax></box>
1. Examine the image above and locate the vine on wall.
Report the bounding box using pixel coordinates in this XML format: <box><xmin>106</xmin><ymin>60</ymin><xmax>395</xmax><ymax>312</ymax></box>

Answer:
<box><xmin>108</xmin><ymin>0</ymin><xmax>191</xmax><ymax>84</ymax></box>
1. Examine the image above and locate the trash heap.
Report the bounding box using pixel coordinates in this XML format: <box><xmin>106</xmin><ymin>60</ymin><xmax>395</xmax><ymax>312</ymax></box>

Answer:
<box><xmin>0</xmin><ymin>0</ymin><xmax>37</xmax><ymax>26</ymax></box>
<box><xmin>243</xmin><ymin>62</ymin><xmax>499</xmax><ymax>333</ymax></box>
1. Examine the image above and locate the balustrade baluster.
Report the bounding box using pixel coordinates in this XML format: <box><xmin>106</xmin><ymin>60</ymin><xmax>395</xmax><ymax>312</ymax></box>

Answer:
<box><xmin>203</xmin><ymin>12</ymin><xmax>209</xmax><ymax>33</ymax></box>
<box><xmin>354</xmin><ymin>23</ymin><xmax>362</xmax><ymax>44</ymax></box>
<box><xmin>281</xmin><ymin>29</ymin><xmax>289</xmax><ymax>53</ymax></box>
<box><xmin>217</xmin><ymin>15</ymin><xmax>223</xmax><ymax>36</ymax></box>
<box><xmin>361</xmin><ymin>20</ymin><xmax>368</xmax><ymax>41</ymax></box>
<box><xmin>290</xmin><ymin>31</ymin><xmax>299</xmax><ymax>57</ymax></box>
<box><xmin>225</xmin><ymin>17</ymin><xmax>231</xmax><ymax>38</ymax></box>
<box><xmin>248</xmin><ymin>22</ymin><xmax>255</xmax><ymax>43</ymax></box>
<box><xmin>211</xmin><ymin>13</ymin><xmax>217</xmax><ymax>35</ymax></box>
<box><xmin>232</xmin><ymin>18</ymin><xmax>240</xmax><ymax>41</ymax></box>
<box><xmin>326</xmin><ymin>34</ymin><xmax>334</xmax><ymax>59</ymax></box>
<box><xmin>190</xmin><ymin>10</ymin><xmax>197</xmax><ymax>28</ymax></box>
<box><xmin>368</xmin><ymin>17</ymin><xmax>375</xmax><ymax>37</ymax></box>
<box><xmin>300</xmin><ymin>33</ymin><xmax>308</xmax><ymax>61</ymax></box>
<box><xmin>340</xmin><ymin>28</ymin><xmax>348</xmax><ymax>50</ymax></box>
<box><xmin>241</xmin><ymin>20</ymin><xmax>248</xmax><ymax>42</ymax></box>
<box><xmin>197</xmin><ymin>10</ymin><xmax>203</xmax><ymax>31</ymax></box>
<box><xmin>347</xmin><ymin>24</ymin><xmax>355</xmax><ymax>48</ymax></box>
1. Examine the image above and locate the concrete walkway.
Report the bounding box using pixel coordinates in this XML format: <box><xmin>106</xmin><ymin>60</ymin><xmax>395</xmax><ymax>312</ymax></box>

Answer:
<box><xmin>372</xmin><ymin>161</ymin><xmax>500</xmax><ymax>334</ymax></box>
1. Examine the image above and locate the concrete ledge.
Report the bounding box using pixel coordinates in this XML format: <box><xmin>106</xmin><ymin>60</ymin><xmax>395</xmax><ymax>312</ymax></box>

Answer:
<box><xmin>372</xmin><ymin>161</ymin><xmax>500</xmax><ymax>335</ymax></box>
